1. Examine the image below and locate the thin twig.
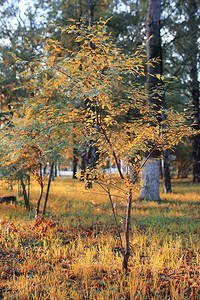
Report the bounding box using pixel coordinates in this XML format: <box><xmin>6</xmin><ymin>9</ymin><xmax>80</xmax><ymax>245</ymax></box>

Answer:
<box><xmin>97</xmin><ymin>180</ymin><xmax>109</xmax><ymax>193</ymax></box>
<box><xmin>15</xmin><ymin>218</ymin><xmax>34</xmax><ymax>227</ymax></box>
<box><xmin>98</xmin><ymin>124</ymin><xmax>124</xmax><ymax>180</ymax></box>
<box><xmin>84</xmin><ymin>190</ymin><xmax>124</xmax><ymax>198</ymax></box>
<box><xmin>98</xmin><ymin>179</ymin><xmax>127</xmax><ymax>194</ymax></box>
<box><xmin>89</xmin><ymin>200</ymin><xmax>122</xmax><ymax>218</ymax></box>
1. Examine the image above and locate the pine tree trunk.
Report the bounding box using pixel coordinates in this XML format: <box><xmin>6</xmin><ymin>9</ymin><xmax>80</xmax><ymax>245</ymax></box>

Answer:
<box><xmin>139</xmin><ymin>158</ymin><xmax>160</xmax><ymax>201</ymax></box>
<box><xmin>139</xmin><ymin>0</ymin><xmax>162</xmax><ymax>201</ymax></box>
<box><xmin>162</xmin><ymin>150</ymin><xmax>172</xmax><ymax>193</ymax></box>
<box><xmin>161</xmin><ymin>111</ymin><xmax>172</xmax><ymax>193</ymax></box>
<box><xmin>193</xmin><ymin>135</ymin><xmax>200</xmax><ymax>182</ymax></box>
<box><xmin>187</xmin><ymin>1</ymin><xmax>200</xmax><ymax>182</ymax></box>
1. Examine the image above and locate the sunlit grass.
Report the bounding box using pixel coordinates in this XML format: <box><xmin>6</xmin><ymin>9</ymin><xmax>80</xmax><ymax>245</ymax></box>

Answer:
<box><xmin>0</xmin><ymin>177</ymin><xmax>200</xmax><ymax>299</ymax></box>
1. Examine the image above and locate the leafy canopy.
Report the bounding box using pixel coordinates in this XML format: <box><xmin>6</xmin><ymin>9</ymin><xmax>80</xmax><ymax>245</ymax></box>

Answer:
<box><xmin>0</xmin><ymin>20</ymin><xmax>195</xmax><ymax>190</ymax></box>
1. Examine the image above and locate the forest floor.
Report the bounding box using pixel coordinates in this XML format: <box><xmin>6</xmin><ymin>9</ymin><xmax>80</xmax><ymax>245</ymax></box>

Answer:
<box><xmin>0</xmin><ymin>177</ymin><xmax>200</xmax><ymax>299</ymax></box>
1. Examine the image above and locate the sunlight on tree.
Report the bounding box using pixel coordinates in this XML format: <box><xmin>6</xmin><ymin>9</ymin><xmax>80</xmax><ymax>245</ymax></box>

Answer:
<box><xmin>0</xmin><ymin>20</ymin><xmax>196</xmax><ymax>271</ymax></box>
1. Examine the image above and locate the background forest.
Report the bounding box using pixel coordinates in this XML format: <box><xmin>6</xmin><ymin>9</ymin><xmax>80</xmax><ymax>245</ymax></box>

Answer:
<box><xmin>0</xmin><ymin>0</ymin><xmax>199</xmax><ymax>188</ymax></box>
<box><xmin>0</xmin><ymin>0</ymin><xmax>199</xmax><ymax>175</ymax></box>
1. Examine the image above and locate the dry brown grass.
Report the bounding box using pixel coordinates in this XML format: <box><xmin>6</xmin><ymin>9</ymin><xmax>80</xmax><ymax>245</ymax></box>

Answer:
<box><xmin>0</xmin><ymin>177</ymin><xmax>200</xmax><ymax>299</ymax></box>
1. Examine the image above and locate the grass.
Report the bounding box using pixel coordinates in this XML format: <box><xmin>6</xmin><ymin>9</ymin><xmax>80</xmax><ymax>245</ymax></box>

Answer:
<box><xmin>0</xmin><ymin>177</ymin><xmax>200</xmax><ymax>299</ymax></box>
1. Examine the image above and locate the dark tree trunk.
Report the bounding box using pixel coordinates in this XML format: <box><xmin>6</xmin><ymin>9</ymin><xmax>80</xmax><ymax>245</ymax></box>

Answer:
<box><xmin>187</xmin><ymin>1</ymin><xmax>200</xmax><ymax>182</ymax></box>
<box><xmin>146</xmin><ymin>0</ymin><xmax>162</xmax><ymax>112</ymax></box>
<box><xmin>139</xmin><ymin>0</ymin><xmax>162</xmax><ymax>201</ymax></box>
<box><xmin>193</xmin><ymin>135</ymin><xmax>200</xmax><ymax>182</ymax></box>
<box><xmin>73</xmin><ymin>147</ymin><xmax>78</xmax><ymax>179</ymax></box>
<box><xmin>123</xmin><ymin>189</ymin><xmax>132</xmax><ymax>273</ymax></box>
<box><xmin>35</xmin><ymin>164</ymin><xmax>44</xmax><ymax>218</ymax></box>
<box><xmin>85</xmin><ymin>140</ymin><xmax>97</xmax><ymax>189</ymax></box>
<box><xmin>89</xmin><ymin>0</ymin><xmax>95</xmax><ymax>25</ymax></box>
<box><xmin>51</xmin><ymin>166</ymin><xmax>55</xmax><ymax>181</ymax></box>
<box><xmin>81</xmin><ymin>1</ymin><xmax>98</xmax><ymax>187</ymax></box>
<box><xmin>42</xmin><ymin>162</ymin><xmax>54</xmax><ymax>217</ymax></box>
<box><xmin>80</xmin><ymin>143</ymin><xmax>87</xmax><ymax>181</ymax></box>
<box><xmin>162</xmin><ymin>149</ymin><xmax>172</xmax><ymax>193</ymax></box>
<box><xmin>161</xmin><ymin>110</ymin><xmax>172</xmax><ymax>193</ymax></box>
<box><xmin>54</xmin><ymin>163</ymin><xmax>58</xmax><ymax>178</ymax></box>
<box><xmin>35</xmin><ymin>185</ymin><xmax>43</xmax><ymax>218</ymax></box>
<box><xmin>20</xmin><ymin>175</ymin><xmax>30</xmax><ymax>210</ymax></box>
<box><xmin>43</xmin><ymin>164</ymin><xmax>47</xmax><ymax>175</ymax></box>
<box><xmin>27</xmin><ymin>175</ymin><xmax>30</xmax><ymax>203</ymax></box>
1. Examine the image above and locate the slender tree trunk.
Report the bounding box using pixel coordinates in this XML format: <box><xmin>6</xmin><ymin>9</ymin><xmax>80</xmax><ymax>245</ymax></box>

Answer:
<box><xmin>80</xmin><ymin>143</ymin><xmax>87</xmax><ymax>181</ymax></box>
<box><xmin>27</xmin><ymin>175</ymin><xmax>30</xmax><ymax>203</ymax></box>
<box><xmin>54</xmin><ymin>163</ymin><xmax>58</xmax><ymax>178</ymax></box>
<box><xmin>10</xmin><ymin>180</ymin><xmax>13</xmax><ymax>190</ymax></box>
<box><xmin>85</xmin><ymin>140</ymin><xmax>96</xmax><ymax>189</ymax></box>
<box><xmin>42</xmin><ymin>162</ymin><xmax>54</xmax><ymax>217</ymax></box>
<box><xmin>123</xmin><ymin>189</ymin><xmax>132</xmax><ymax>273</ymax></box>
<box><xmin>139</xmin><ymin>0</ymin><xmax>162</xmax><ymax>201</ymax></box>
<box><xmin>51</xmin><ymin>165</ymin><xmax>55</xmax><ymax>181</ymax></box>
<box><xmin>73</xmin><ymin>147</ymin><xmax>78</xmax><ymax>179</ymax></box>
<box><xmin>99</xmin><ymin>125</ymin><xmax>133</xmax><ymax>273</ymax></box>
<box><xmin>162</xmin><ymin>149</ymin><xmax>172</xmax><ymax>193</ymax></box>
<box><xmin>84</xmin><ymin>0</ymin><xmax>98</xmax><ymax>188</ymax></box>
<box><xmin>193</xmin><ymin>134</ymin><xmax>200</xmax><ymax>182</ymax></box>
<box><xmin>43</xmin><ymin>164</ymin><xmax>47</xmax><ymax>175</ymax></box>
<box><xmin>20</xmin><ymin>175</ymin><xmax>30</xmax><ymax>210</ymax></box>
<box><xmin>187</xmin><ymin>1</ymin><xmax>200</xmax><ymax>182</ymax></box>
<box><xmin>80</xmin><ymin>1</ymin><xmax>96</xmax><ymax>182</ymax></box>
<box><xmin>35</xmin><ymin>184</ymin><xmax>43</xmax><ymax>218</ymax></box>
<box><xmin>161</xmin><ymin>110</ymin><xmax>172</xmax><ymax>193</ymax></box>
<box><xmin>35</xmin><ymin>164</ymin><xmax>44</xmax><ymax>218</ymax></box>
<box><xmin>89</xmin><ymin>0</ymin><xmax>95</xmax><ymax>26</ymax></box>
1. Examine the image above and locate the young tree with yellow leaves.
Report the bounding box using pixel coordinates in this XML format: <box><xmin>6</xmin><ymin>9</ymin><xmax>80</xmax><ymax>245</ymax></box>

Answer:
<box><xmin>0</xmin><ymin>20</ymin><xmax>196</xmax><ymax>272</ymax></box>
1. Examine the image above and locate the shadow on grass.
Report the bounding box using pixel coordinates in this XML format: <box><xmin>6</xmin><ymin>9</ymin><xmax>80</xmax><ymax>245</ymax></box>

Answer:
<box><xmin>131</xmin><ymin>213</ymin><xmax>200</xmax><ymax>237</ymax></box>
<box><xmin>161</xmin><ymin>198</ymin><xmax>200</xmax><ymax>206</ymax></box>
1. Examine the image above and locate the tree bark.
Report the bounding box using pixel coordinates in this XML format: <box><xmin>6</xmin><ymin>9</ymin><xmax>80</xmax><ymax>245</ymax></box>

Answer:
<box><xmin>187</xmin><ymin>1</ymin><xmax>200</xmax><ymax>182</ymax></box>
<box><xmin>123</xmin><ymin>189</ymin><xmax>132</xmax><ymax>273</ymax></box>
<box><xmin>161</xmin><ymin>110</ymin><xmax>172</xmax><ymax>193</ymax></box>
<box><xmin>54</xmin><ymin>163</ymin><xmax>58</xmax><ymax>178</ymax></box>
<box><xmin>72</xmin><ymin>147</ymin><xmax>78</xmax><ymax>179</ymax></box>
<box><xmin>139</xmin><ymin>0</ymin><xmax>162</xmax><ymax>201</ymax></box>
<box><xmin>42</xmin><ymin>162</ymin><xmax>54</xmax><ymax>217</ymax></box>
<box><xmin>85</xmin><ymin>140</ymin><xmax>97</xmax><ymax>189</ymax></box>
<box><xmin>146</xmin><ymin>0</ymin><xmax>162</xmax><ymax>112</ymax></box>
<box><xmin>35</xmin><ymin>164</ymin><xmax>44</xmax><ymax>218</ymax></box>
<box><xmin>193</xmin><ymin>134</ymin><xmax>200</xmax><ymax>182</ymax></box>
<box><xmin>89</xmin><ymin>0</ymin><xmax>95</xmax><ymax>26</ymax></box>
<box><xmin>162</xmin><ymin>149</ymin><xmax>172</xmax><ymax>193</ymax></box>
<box><xmin>84</xmin><ymin>0</ymin><xmax>98</xmax><ymax>188</ymax></box>
<box><xmin>80</xmin><ymin>143</ymin><xmax>87</xmax><ymax>181</ymax></box>
<box><xmin>139</xmin><ymin>158</ymin><xmax>160</xmax><ymax>201</ymax></box>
